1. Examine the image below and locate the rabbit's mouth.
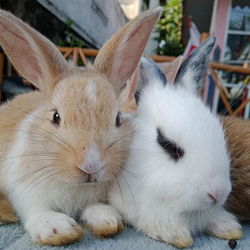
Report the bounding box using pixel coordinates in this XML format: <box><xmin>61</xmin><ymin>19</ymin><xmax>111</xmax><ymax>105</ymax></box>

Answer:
<box><xmin>84</xmin><ymin>166</ymin><xmax>106</xmax><ymax>183</ymax></box>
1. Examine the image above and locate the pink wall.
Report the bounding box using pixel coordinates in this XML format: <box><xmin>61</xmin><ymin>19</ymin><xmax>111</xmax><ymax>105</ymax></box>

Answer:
<box><xmin>212</xmin><ymin>0</ymin><xmax>230</xmax><ymax>61</ymax></box>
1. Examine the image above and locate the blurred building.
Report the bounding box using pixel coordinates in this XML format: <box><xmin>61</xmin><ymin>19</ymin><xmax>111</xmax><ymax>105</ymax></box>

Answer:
<box><xmin>184</xmin><ymin>0</ymin><xmax>250</xmax><ymax>117</ymax></box>
<box><xmin>0</xmin><ymin>0</ymin><xmax>128</xmax><ymax>48</ymax></box>
<box><xmin>37</xmin><ymin>0</ymin><xmax>128</xmax><ymax>48</ymax></box>
<box><xmin>118</xmin><ymin>0</ymin><xmax>142</xmax><ymax>19</ymax></box>
<box><xmin>184</xmin><ymin>0</ymin><xmax>250</xmax><ymax>65</ymax></box>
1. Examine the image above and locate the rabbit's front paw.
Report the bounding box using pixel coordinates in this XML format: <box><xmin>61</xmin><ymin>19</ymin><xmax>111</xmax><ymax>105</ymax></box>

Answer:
<box><xmin>206</xmin><ymin>210</ymin><xmax>243</xmax><ymax>240</ymax></box>
<box><xmin>145</xmin><ymin>225</ymin><xmax>193</xmax><ymax>248</ymax></box>
<box><xmin>82</xmin><ymin>203</ymin><xmax>124</xmax><ymax>238</ymax></box>
<box><xmin>169</xmin><ymin>237</ymin><xmax>193</xmax><ymax>249</ymax></box>
<box><xmin>207</xmin><ymin>220</ymin><xmax>243</xmax><ymax>240</ymax></box>
<box><xmin>25</xmin><ymin>212</ymin><xmax>83</xmax><ymax>245</ymax></box>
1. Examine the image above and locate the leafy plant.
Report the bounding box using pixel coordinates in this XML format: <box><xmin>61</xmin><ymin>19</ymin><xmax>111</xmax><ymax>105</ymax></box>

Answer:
<box><xmin>57</xmin><ymin>18</ymin><xmax>86</xmax><ymax>48</ymax></box>
<box><xmin>155</xmin><ymin>0</ymin><xmax>184</xmax><ymax>56</ymax></box>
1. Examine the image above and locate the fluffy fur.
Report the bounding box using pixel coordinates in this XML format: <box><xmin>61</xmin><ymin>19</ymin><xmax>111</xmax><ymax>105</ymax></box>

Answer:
<box><xmin>151</xmin><ymin>50</ymin><xmax>250</xmax><ymax>222</ymax></box>
<box><xmin>0</xmin><ymin>8</ymin><xmax>162</xmax><ymax>245</ymax></box>
<box><xmin>222</xmin><ymin>116</ymin><xmax>250</xmax><ymax>221</ymax></box>
<box><xmin>109</xmin><ymin>39</ymin><xmax>243</xmax><ymax>248</ymax></box>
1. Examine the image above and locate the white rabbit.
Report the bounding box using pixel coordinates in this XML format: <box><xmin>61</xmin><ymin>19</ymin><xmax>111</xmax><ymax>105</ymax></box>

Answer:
<box><xmin>0</xmin><ymin>8</ymin><xmax>161</xmax><ymax>245</ymax></box>
<box><xmin>109</xmin><ymin>38</ymin><xmax>243</xmax><ymax>248</ymax></box>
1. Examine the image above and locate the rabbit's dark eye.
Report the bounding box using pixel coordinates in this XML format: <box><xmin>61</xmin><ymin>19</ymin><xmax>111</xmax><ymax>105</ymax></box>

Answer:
<box><xmin>157</xmin><ymin>128</ymin><xmax>184</xmax><ymax>161</ymax></box>
<box><xmin>52</xmin><ymin>111</ymin><xmax>61</xmax><ymax>125</ymax></box>
<box><xmin>115</xmin><ymin>112</ymin><xmax>121</xmax><ymax>127</ymax></box>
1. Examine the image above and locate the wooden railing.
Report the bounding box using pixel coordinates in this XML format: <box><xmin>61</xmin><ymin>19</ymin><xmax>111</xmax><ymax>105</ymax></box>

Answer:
<box><xmin>209</xmin><ymin>66</ymin><xmax>250</xmax><ymax>116</ymax></box>
<box><xmin>1</xmin><ymin>48</ymin><xmax>250</xmax><ymax>116</ymax></box>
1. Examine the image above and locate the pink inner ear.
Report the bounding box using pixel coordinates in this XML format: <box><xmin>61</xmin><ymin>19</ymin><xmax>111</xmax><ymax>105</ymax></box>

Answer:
<box><xmin>127</xmin><ymin>66</ymin><xmax>140</xmax><ymax>100</ymax></box>
<box><xmin>0</xmin><ymin>20</ymin><xmax>42</xmax><ymax>84</ymax></box>
<box><xmin>110</xmin><ymin>17</ymin><xmax>157</xmax><ymax>88</ymax></box>
<box><xmin>158</xmin><ymin>56</ymin><xmax>183</xmax><ymax>83</ymax></box>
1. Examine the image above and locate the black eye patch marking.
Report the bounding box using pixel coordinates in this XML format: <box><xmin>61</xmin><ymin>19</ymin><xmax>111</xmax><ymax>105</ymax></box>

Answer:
<box><xmin>157</xmin><ymin>128</ymin><xmax>184</xmax><ymax>161</ymax></box>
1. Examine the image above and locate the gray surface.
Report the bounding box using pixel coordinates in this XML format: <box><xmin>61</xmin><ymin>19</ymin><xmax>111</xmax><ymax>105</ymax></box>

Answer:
<box><xmin>37</xmin><ymin>0</ymin><xmax>127</xmax><ymax>48</ymax></box>
<box><xmin>0</xmin><ymin>222</ymin><xmax>249</xmax><ymax>250</ymax></box>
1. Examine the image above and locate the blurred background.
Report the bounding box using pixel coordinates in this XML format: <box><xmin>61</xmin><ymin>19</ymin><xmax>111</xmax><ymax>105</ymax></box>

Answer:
<box><xmin>0</xmin><ymin>0</ymin><xmax>249</xmax><ymax>118</ymax></box>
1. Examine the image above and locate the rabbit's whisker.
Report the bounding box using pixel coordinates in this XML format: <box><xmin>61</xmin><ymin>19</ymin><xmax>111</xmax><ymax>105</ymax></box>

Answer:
<box><xmin>105</xmin><ymin>131</ymin><xmax>135</xmax><ymax>151</ymax></box>
<box><xmin>114</xmin><ymin>176</ymin><xmax>125</xmax><ymax>211</ymax></box>
<box><xmin>120</xmin><ymin>172</ymin><xmax>137</xmax><ymax>212</ymax></box>
<box><xmin>8</xmin><ymin>164</ymin><xmax>58</xmax><ymax>198</ymax></box>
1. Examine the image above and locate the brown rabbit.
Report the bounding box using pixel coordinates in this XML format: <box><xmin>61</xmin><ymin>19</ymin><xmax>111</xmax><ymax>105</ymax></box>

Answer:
<box><xmin>0</xmin><ymin>8</ymin><xmax>162</xmax><ymax>246</ymax></box>
<box><xmin>222</xmin><ymin>116</ymin><xmax>250</xmax><ymax>221</ymax></box>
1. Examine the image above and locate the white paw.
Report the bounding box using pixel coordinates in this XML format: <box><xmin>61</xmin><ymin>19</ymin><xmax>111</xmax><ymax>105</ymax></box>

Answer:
<box><xmin>25</xmin><ymin>212</ymin><xmax>83</xmax><ymax>245</ymax></box>
<box><xmin>207</xmin><ymin>211</ymin><xmax>243</xmax><ymax>240</ymax></box>
<box><xmin>146</xmin><ymin>227</ymin><xmax>193</xmax><ymax>248</ymax></box>
<box><xmin>137</xmin><ymin>218</ymin><xmax>193</xmax><ymax>249</ymax></box>
<box><xmin>82</xmin><ymin>203</ymin><xmax>124</xmax><ymax>237</ymax></box>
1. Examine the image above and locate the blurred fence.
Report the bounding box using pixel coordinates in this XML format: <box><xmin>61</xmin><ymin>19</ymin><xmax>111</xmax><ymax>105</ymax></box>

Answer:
<box><xmin>0</xmin><ymin>47</ymin><xmax>249</xmax><ymax>117</ymax></box>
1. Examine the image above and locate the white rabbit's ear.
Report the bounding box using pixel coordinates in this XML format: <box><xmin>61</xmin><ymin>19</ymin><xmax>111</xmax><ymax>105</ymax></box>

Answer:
<box><xmin>135</xmin><ymin>56</ymin><xmax>167</xmax><ymax>104</ymax></box>
<box><xmin>174</xmin><ymin>37</ymin><xmax>216</xmax><ymax>94</ymax></box>
<box><xmin>158</xmin><ymin>56</ymin><xmax>183</xmax><ymax>83</ymax></box>
<box><xmin>119</xmin><ymin>66</ymin><xmax>140</xmax><ymax>114</ymax></box>
<box><xmin>118</xmin><ymin>56</ymin><xmax>167</xmax><ymax>112</ymax></box>
<box><xmin>94</xmin><ymin>7</ymin><xmax>162</xmax><ymax>95</ymax></box>
<box><xmin>0</xmin><ymin>10</ymin><xmax>69</xmax><ymax>94</ymax></box>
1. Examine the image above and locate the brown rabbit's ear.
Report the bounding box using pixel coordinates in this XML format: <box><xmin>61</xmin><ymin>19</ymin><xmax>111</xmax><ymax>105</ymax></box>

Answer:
<box><xmin>158</xmin><ymin>56</ymin><xmax>183</xmax><ymax>83</ymax></box>
<box><xmin>94</xmin><ymin>7</ymin><xmax>162</xmax><ymax>94</ymax></box>
<box><xmin>0</xmin><ymin>10</ymin><xmax>69</xmax><ymax>94</ymax></box>
<box><xmin>119</xmin><ymin>66</ymin><xmax>140</xmax><ymax>114</ymax></box>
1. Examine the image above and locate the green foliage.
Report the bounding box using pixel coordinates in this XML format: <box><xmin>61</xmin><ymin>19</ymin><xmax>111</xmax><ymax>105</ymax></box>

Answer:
<box><xmin>57</xmin><ymin>18</ymin><xmax>86</xmax><ymax>48</ymax></box>
<box><xmin>156</xmin><ymin>0</ymin><xmax>184</xmax><ymax>56</ymax></box>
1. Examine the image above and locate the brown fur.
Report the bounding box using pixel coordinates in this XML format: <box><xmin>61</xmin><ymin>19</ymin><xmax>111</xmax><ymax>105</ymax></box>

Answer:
<box><xmin>0</xmin><ymin>192</ymin><xmax>17</xmax><ymax>224</ymax></box>
<box><xmin>222</xmin><ymin>116</ymin><xmax>250</xmax><ymax>221</ymax></box>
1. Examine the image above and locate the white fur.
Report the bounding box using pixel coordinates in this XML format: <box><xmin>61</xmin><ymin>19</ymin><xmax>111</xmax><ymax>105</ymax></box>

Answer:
<box><xmin>109</xmin><ymin>79</ymin><xmax>242</xmax><ymax>246</ymax></box>
<box><xmin>85</xmin><ymin>81</ymin><xmax>96</xmax><ymax>101</ymax></box>
<box><xmin>81</xmin><ymin>203</ymin><xmax>122</xmax><ymax>229</ymax></box>
<box><xmin>25</xmin><ymin>211</ymin><xmax>77</xmax><ymax>242</ymax></box>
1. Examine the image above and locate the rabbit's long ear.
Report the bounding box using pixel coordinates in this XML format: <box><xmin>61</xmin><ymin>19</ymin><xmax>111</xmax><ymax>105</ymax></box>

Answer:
<box><xmin>174</xmin><ymin>37</ymin><xmax>216</xmax><ymax>93</ymax></box>
<box><xmin>134</xmin><ymin>56</ymin><xmax>167</xmax><ymax>104</ymax></box>
<box><xmin>119</xmin><ymin>65</ymin><xmax>140</xmax><ymax>115</ymax></box>
<box><xmin>0</xmin><ymin>10</ymin><xmax>69</xmax><ymax>94</ymax></box>
<box><xmin>94</xmin><ymin>7</ymin><xmax>162</xmax><ymax>94</ymax></box>
<box><xmin>158</xmin><ymin>56</ymin><xmax>183</xmax><ymax>83</ymax></box>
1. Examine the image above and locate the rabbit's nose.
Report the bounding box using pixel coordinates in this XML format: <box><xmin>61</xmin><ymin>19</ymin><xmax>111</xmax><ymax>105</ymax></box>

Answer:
<box><xmin>77</xmin><ymin>142</ymin><xmax>105</xmax><ymax>173</ymax></box>
<box><xmin>207</xmin><ymin>193</ymin><xmax>218</xmax><ymax>204</ymax></box>
<box><xmin>83</xmin><ymin>163</ymin><xmax>101</xmax><ymax>174</ymax></box>
<box><xmin>207</xmin><ymin>187</ymin><xmax>227</xmax><ymax>205</ymax></box>
<box><xmin>78</xmin><ymin>161</ymin><xmax>105</xmax><ymax>174</ymax></box>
